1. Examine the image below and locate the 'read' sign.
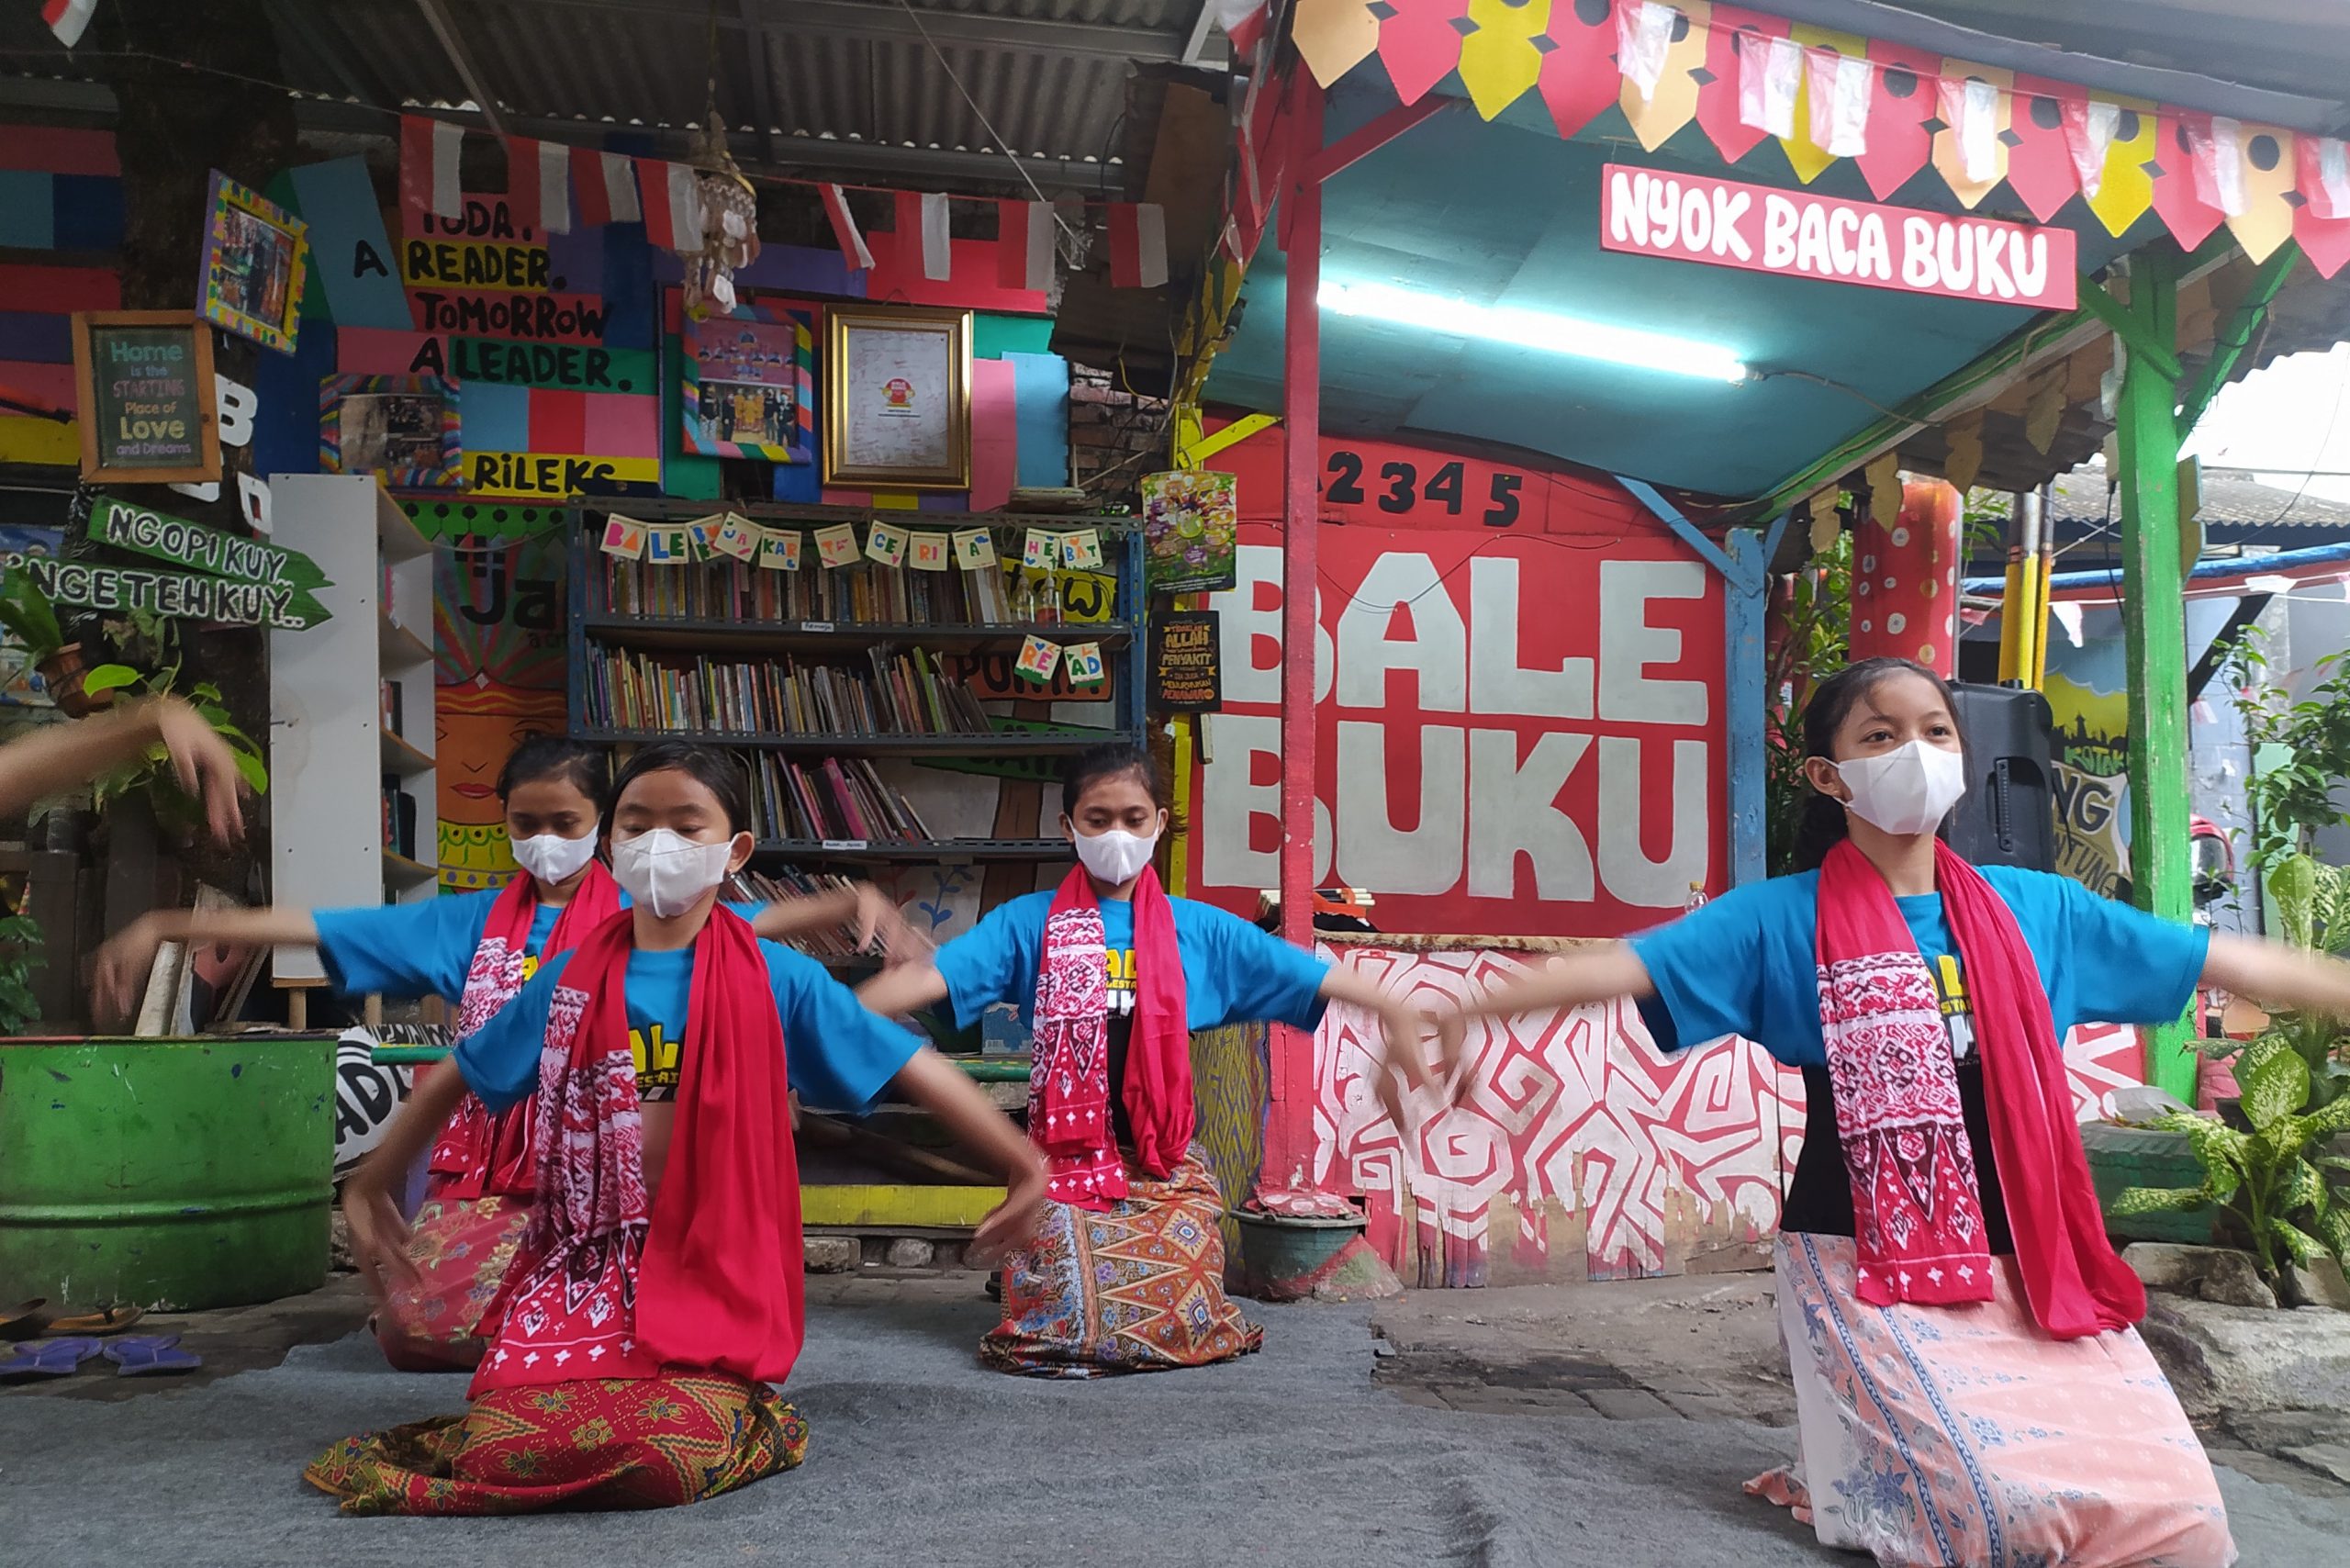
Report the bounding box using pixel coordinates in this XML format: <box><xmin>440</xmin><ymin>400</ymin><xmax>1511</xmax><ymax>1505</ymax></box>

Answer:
<box><xmin>1600</xmin><ymin>163</ymin><xmax>2076</xmax><ymax>309</ymax></box>
<box><xmin>1186</xmin><ymin>426</ymin><xmax>1726</xmax><ymax>939</ymax></box>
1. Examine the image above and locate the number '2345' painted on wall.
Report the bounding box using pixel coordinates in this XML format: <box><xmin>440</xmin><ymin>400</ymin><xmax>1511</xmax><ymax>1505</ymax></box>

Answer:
<box><xmin>1323</xmin><ymin>449</ymin><xmax>1526</xmax><ymax>527</ymax></box>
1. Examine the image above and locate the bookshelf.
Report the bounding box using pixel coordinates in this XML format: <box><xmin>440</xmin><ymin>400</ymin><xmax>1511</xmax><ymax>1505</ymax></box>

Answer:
<box><xmin>565</xmin><ymin>501</ymin><xmax>1145</xmax><ymax>867</ymax></box>
<box><xmin>268</xmin><ymin>475</ymin><xmax>439</xmax><ymax>1003</ymax></box>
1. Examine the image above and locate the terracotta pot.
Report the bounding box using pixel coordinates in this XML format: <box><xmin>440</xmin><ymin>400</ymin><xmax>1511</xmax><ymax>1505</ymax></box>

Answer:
<box><xmin>33</xmin><ymin>644</ymin><xmax>113</xmax><ymax>718</ymax></box>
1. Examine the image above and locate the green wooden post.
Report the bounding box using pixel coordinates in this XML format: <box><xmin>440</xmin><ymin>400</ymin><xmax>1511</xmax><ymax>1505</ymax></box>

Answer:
<box><xmin>2110</xmin><ymin>247</ymin><xmax>2197</xmax><ymax>1101</ymax></box>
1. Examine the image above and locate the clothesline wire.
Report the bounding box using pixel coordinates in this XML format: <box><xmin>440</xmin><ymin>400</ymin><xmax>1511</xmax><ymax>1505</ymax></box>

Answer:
<box><xmin>888</xmin><ymin>0</ymin><xmax>1083</xmax><ymax>248</ymax></box>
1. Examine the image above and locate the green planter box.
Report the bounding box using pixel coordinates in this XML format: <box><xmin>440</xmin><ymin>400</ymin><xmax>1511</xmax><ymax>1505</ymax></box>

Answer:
<box><xmin>2081</xmin><ymin>1119</ymin><xmax>2217</xmax><ymax>1245</ymax></box>
<box><xmin>0</xmin><ymin>1036</ymin><xmax>335</xmax><ymax>1310</ymax></box>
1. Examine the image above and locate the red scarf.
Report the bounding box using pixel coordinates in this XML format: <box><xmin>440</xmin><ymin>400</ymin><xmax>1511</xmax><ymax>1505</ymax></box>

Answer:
<box><xmin>429</xmin><ymin>861</ymin><xmax>622</xmax><ymax>1201</ymax></box>
<box><xmin>471</xmin><ymin>904</ymin><xmax>804</xmax><ymax>1394</ymax></box>
<box><xmin>1031</xmin><ymin>866</ymin><xmax>1190</xmax><ymax>1209</ymax></box>
<box><xmin>1815</xmin><ymin>840</ymin><xmax>2143</xmax><ymax>1338</ymax></box>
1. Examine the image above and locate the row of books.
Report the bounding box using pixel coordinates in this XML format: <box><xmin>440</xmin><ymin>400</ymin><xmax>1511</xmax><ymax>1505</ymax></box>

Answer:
<box><xmin>723</xmin><ymin>866</ymin><xmax>871</xmax><ymax>963</ymax></box>
<box><xmin>749</xmin><ymin>754</ymin><xmax>935</xmax><ymax>845</ymax></box>
<box><xmin>599</xmin><ymin>557</ymin><xmax>1014</xmax><ymax>623</ymax></box>
<box><xmin>580</xmin><ymin>644</ymin><xmax>992</xmax><ymax>737</ymax></box>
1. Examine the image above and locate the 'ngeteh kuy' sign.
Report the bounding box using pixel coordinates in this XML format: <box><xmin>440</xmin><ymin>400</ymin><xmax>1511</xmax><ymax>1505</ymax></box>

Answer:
<box><xmin>4</xmin><ymin>554</ymin><xmax>328</xmax><ymax>630</ymax></box>
<box><xmin>1599</xmin><ymin>164</ymin><xmax>2077</xmax><ymax>309</ymax></box>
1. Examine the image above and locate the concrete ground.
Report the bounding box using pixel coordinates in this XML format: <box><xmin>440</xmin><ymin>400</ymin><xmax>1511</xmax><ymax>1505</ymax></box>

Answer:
<box><xmin>4</xmin><ymin>1266</ymin><xmax>2345</xmax><ymax>1565</ymax></box>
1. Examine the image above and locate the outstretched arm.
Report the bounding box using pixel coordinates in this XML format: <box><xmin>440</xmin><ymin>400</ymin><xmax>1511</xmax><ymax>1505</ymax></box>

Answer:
<box><xmin>2202</xmin><ymin>935</ymin><xmax>2350</xmax><ymax>1020</ymax></box>
<box><xmin>856</xmin><ymin>960</ymin><xmax>953</xmax><ymax>1020</ymax></box>
<box><xmin>891</xmin><ymin>1047</ymin><xmax>1047</xmax><ymax>1263</ymax></box>
<box><xmin>95</xmin><ymin>905</ymin><xmax>321</xmax><ymax>1025</ymax></box>
<box><xmin>1438</xmin><ymin>942</ymin><xmax>1657</xmax><ymax>1023</ymax></box>
<box><xmin>341</xmin><ymin>1064</ymin><xmax>470</xmax><ymax>1305</ymax></box>
<box><xmin>0</xmin><ymin>696</ymin><xmax>245</xmax><ymax>840</ymax></box>
<box><xmin>1316</xmin><ymin>962</ymin><xmax>1458</xmax><ymax>1124</ymax></box>
<box><xmin>750</xmin><ymin>882</ymin><xmax>931</xmax><ymax>965</ymax></box>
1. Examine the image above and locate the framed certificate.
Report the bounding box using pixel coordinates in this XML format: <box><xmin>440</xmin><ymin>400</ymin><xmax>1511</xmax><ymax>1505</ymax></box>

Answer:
<box><xmin>822</xmin><ymin>304</ymin><xmax>972</xmax><ymax>489</ymax></box>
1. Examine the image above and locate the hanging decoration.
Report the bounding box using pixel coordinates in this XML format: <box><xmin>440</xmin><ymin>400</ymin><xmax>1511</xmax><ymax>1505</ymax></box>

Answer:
<box><xmin>676</xmin><ymin>110</ymin><xmax>759</xmax><ymax>317</ymax></box>
<box><xmin>1289</xmin><ymin>3</ymin><xmax>2350</xmax><ymax>276</ymax></box>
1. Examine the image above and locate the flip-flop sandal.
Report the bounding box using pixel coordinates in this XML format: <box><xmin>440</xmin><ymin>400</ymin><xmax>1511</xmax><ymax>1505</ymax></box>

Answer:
<box><xmin>103</xmin><ymin>1335</ymin><xmax>202</xmax><ymax>1376</ymax></box>
<box><xmin>0</xmin><ymin>1299</ymin><xmax>52</xmax><ymax>1340</ymax></box>
<box><xmin>45</xmin><ymin>1305</ymin><xmax>145</xmax><ymax>1337</ymax></box>
<box><xmin>0</xmin><ymin>1336</ymin><xmax>103</xmax><ymax>1382</ymax></box>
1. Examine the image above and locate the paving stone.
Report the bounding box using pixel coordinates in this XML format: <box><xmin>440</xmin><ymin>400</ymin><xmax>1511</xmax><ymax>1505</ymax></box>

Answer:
<box><xmin>2285</xmin><ymin>1443</ymin><xmax>2350</xmax><ymax>1485</ymax></box>
<box><xmin>1658</xmin><ymin>1391</ymin><xmax>1743</xmax><ymax>1422</ymax></box>
<box><xmin>1381</xmin><ymin>1384</ymin><xmax>1449</xmax><ymax>1412</ymax></box>
<box><xmin>1583</xmin><ymin>1387</ymin><xmax>1678</xmax><ymax>1420</ymax></box>
<box><xmin>885</xmin><ymin>1238</ymin><xmax>935</xmax><ymax>1269</ymax></box>
<box><xmin>803</xmin><ymin>1236</ymin><xmax>858</xmax><ymax>1273</ymax></box>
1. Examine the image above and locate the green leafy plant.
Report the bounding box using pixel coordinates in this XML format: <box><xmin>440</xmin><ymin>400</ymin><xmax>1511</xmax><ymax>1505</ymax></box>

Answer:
<box><xmin>1765</xmin><ymin>527</ymin><xmax>1852</xmax><ymax>875</ymax></box>
<box><xmin>2225</xmin><ymin>638</ymin><xmax>2350</xmax><ymax>880</ymax></box>
<box><xmin>0</xmin><ymin>910</ymin><xmax>43</xmax><ymax>1035</ymax></box>
<box><xmin>82</xmin><ymin>620</ymin><xmax>268</xmax><ymax>836</ymax></box>
<box><xmin>0</xmin><ymin>567</ymin><xmax>66</xmax><ymax>665</ymax></box>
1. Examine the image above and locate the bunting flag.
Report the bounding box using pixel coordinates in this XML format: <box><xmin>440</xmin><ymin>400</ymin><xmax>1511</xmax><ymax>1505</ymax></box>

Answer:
<box><xmin>43</xmin><ymin>0</ymin><xmax>95</xmax><ymax>47</ymax></box>
<box><xmin>822</xmin><ymin>184</ymin><xmax>873</xmax><ymax>271</ymax></box>
<box><xmin>998</xmin><ymin>199</ymin><xmax>1055</xmax><ymax>293</ymax></box>
<box><xmin>1285</xmin><ymin>1</ymin><xmax>2350</xmax><ymax>263</ymax></box>
<box><xmin>895</xmin><ymin>191</ymin><xmax>952</xmax><ymax>281</ymax></box>
<box><xmin>506</xmin><ymin>136</ymin><xmax>572</xmax><ymax>235</ymax></box>
<box><xmin>573</xmin><ymin>148</ymin><xmax>640</xmax><ymax>227</ymax></box>
<box><xmin>641</xmin><ymin>160</ymin><xmax>703</xmax><ymax>252</ymax></box>
<box><xmin>399</xmin><ymin>114</ymin><xmax>463</xmax><ymax>220</ymax></box>
<box><xmin>1538</xmin><ymin>0</ymin><xmax>1622</xmax><ymax>140</ymax></box>
<box><xmin>1108</xmin><ymin>202</ymin><xmax>1169</xmax><ymax>289</ymax></box>
<box><xmin>1699</xmin><ymin>7</ymin><xmax>1785</xmax><ymax>162</ymax></box>
<box><xmin>1378</xmin><ymin>0</ymin><xmax>1469</xmax><ymax>108</ymax></box>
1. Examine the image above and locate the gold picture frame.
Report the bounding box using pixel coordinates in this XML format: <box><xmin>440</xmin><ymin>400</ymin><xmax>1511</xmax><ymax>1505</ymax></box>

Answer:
<box><xmin>822</xmin><ymin>304</ymin><xmax>972</xmax><ymax>490</ymax></box>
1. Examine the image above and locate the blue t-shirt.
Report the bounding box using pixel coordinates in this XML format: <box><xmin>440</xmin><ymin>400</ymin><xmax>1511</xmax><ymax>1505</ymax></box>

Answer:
<box><xmin>934</xmin><ymin>890</ymin><xmax>1333</xmax><ymax>1036</ymax></box>
<box><xmin>1630</xmin><ymin>865</ymin><xmax>2209</xmax><ymax>1067</ymax></box>
<box><xmin>314</xmin><ymin>883</ymin><xmax>762</xmax><ymax>1005</ymax></box>
<box><xmin>453</xmin><ymin>937</ymin><xmax>919</xmax><ymax>1114</ymax></box>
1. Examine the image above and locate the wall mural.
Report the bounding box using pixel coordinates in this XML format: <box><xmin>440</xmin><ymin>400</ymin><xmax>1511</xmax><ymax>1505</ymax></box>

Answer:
<box><xmin>1315</xmin><ymin>946</ymin><xmax>2148</xmax><ymax>1285</ymax></box>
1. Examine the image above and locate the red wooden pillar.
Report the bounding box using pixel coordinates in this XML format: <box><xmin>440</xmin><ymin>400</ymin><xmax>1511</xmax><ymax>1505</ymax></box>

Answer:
<box><xmin>1849</xmin><ymin>477</ymin><xmax>1963</xmax><ymax>677</ymax></box>
<box><xmin>1269</xmin><ymin>72</ymin><xmax>1325</xmax><ymax>1189</ymax></box>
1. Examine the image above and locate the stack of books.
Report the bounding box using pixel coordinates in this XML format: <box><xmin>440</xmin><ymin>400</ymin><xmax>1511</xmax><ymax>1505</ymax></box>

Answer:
<box><xmin>581</xmin><ymin>644</ymin><xmax>991</xmax><ymax>736</ymax></box>
<box><xmin>601</xmin><ymin>556</ymin><xmax>1013</xmax><ymax>624</ymax></box>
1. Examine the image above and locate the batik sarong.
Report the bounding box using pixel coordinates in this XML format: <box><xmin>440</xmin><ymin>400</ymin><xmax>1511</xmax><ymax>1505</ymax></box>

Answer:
<box><xmin>1749</xmin><ymin>1233</ymin><xmax>2235</xmax><ymax>1568</ymax></box>
<box><xmin>980</xmin><ymin>1145</ymin><xmax>1261</xmax><ymax>1378</ymax></box>
<box><xmin>374</xmin><ymin>1195</ymin><xmax>531</xmax><ymax>1372</ymax></box>
<box><xmin>303</xmin><ymin>1372</ymin><xmax>806</xmax><ymax>1516</ymax></box>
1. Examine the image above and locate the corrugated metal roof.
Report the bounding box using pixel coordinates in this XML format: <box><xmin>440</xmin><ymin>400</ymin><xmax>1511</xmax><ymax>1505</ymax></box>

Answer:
<box><xmin>2051</xmin><ymin>463</ymin><xmax>2350</xmax><ymax>536</ymax></box>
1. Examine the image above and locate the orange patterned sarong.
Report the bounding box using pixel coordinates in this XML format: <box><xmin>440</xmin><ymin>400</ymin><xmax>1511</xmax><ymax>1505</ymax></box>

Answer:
<box><xmin>980</xmin><ymin>1145</ymin><xmax>1260</xmax><ymax>1378</ymax></box>
<box><xmin>304</xmin><ymin>1372</ymin><xmax>806</xmax><ymax>1516</ymax></box>
<box><xmin>375</xmin><ymin>1195</ymin><xmax>530</xmax><ymax>1372</ymax></box>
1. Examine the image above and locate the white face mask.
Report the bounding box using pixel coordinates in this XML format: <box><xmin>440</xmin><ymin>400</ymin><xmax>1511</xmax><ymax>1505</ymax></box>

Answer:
<box><xmin>1836</xmin><ymin>739</ymin><xmax>1968</xmax><ymax>837</ymax></box>
<box><xmin>1072</xmin><ymin>825</ymin><xmax>1158</xmax><ymax>885</ymax></box>
<box><xmin>509</xmin><ymin>827</ymin><xmax>599</xmax><ymax>886</ymax></box>
<box><xmin>610</xmin><ymin>826</ymin><xmax>737</xmax><ymax>918</ymax></box>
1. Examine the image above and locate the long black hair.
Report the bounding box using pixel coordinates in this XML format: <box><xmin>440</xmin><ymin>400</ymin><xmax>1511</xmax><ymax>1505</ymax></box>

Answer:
<box><xmin>1789</xmin><ymin>656</ymin><xmax>1964</xmax><ymax>872</ymax></box>
<box><xmin>496</xmin><ymin>734</ymin><xmax>610</xmax><ymax>806</ymax></box>
<box><xmin>604</xmin><ymin>741</ymin><xmax>753</xmax><ymax>840</ymax></box>
<box><xmin>1060</xmin><ymin>740</ymin><xmax>1166</xmax><ymax>820</ymax></box>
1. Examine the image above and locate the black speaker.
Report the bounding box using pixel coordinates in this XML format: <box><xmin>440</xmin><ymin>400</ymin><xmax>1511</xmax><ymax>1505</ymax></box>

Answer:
<box><xmin>1943</xmin><ymin>682</ymin><xmax>2058</xmax><ymax>871</ymax></box>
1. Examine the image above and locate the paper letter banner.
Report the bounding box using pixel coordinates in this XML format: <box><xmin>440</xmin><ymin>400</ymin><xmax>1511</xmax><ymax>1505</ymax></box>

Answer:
<box><xmin>600</xmin><ymin>513</ymin><xmax>648</xmax><ymax>558</ymax></box>
<box><xmin>1013</xmin><ymin>634</ymin><xmax>1062</xmax><ymax>683</ymax></box>
<box><xmin>1062</xmin><ymin>641</ymin><xmax>1105</xmax><ymax>686</ymax></box>
<box><xmin>399</xmin><ymin>115</ymin><xmax>463</xmax><ymax>220</ymax></box>
<box><xmin>711</xmin><ymin>511</ymin><xmax>758</xmax><ymax>561</ymax></box>
<box><xmin>1022</xmin><ymin>529</ymin><xmax>1057</xmax><ymax>570</ymax></box>
<box><xmin>1060</xmin><ymin>528</ymin><xmax>1104</xmax><ymax>570</ymax></box>
<box><xmin>646</xmin><ymin>526</ymin><xmax>690</xmax><ymax>564</ymax></box>
<box><xmin>757</xmin><ymin>526</ymin><xmax>802</xmax><ymax>571</ymax></box>
<box><xmin>954</xmin><ymin>527</ymin><xmax>998</xmax><ymax>568</ymax></box>
<box><xmin>814</xmin><ymin>522</ymin><xmax>860</xmax><ymax>567</ymax></box>
<box><xmin>909</xmin><ymin>531</ymin><xmax>950</xmax><ymax>571</ymax></box>
<box><xmin>866</xmin><ymin>519</ymin><xmax>910</xmax><ymax>566</ymax></box>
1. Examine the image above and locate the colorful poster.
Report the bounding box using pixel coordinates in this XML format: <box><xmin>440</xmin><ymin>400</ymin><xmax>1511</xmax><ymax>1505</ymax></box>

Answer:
<box><xmin>1142</xmin><ymin>469</ymin><xmax>1238</xmax><ymax>595</ymax></box>
<box><xmin>679</xmin><ymin>304</ymin><xmax>814</xmax><ymax>463</ymax></box>
<box><xmin>0</xmin><ymin>524</ymin><xmax>62</xmax><ymax>706</ymax></box>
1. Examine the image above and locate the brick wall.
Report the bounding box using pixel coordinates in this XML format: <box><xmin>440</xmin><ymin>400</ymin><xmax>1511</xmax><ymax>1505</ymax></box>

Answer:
<box><xmin>1069</xmin><ymin>364</ymin><xmax>1169</xmax><ymax>507</ymax></box>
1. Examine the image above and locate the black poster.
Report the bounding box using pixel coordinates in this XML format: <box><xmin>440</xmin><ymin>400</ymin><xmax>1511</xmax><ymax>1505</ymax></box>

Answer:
<box><xmin>1150</xmin><ymin>609</ymin><xmax>1222</xmax><ymax>712</ymax></box>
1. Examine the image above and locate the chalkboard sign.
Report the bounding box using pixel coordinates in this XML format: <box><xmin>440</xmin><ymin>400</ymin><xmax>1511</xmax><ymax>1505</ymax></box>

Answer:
<box><xmin>1150</xmin><ymin>609</ymin><xmax>1222</xmax><ymax>712</ymax></box>
<box><xmin>71</xmin><ymin>311</ymin><xmax>220</xmax><ymax>484</ymax></box>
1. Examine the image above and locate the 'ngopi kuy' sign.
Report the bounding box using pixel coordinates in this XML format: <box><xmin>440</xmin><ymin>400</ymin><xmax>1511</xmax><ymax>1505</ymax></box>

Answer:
<box><xmin>1599</xmin><ymin>164</ymin><xmax>2077</xmax><ymax>309</ymax></box>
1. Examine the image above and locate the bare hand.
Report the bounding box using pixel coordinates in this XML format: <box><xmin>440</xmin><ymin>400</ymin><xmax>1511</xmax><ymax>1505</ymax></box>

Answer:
<box><xmin>152</xmin><ymin>697</ymin><xmax>246</xmax><ymax>846</ymax></box>
<box><xmin>92</xmin><ymin>914</ymin><xmax>166</xmax><ymax>1026</ymax></box>
<box><xmin>968</xmin><ymin>1161</ymin><xmax>1049</xmax><ymax>1270</ymax></box>
<box><xmin>341</xmin><ymin>1164</ymin><xmax>420</xmax><ymax>1306</ymax></box>
<box><xmin>855</xmin><ymin>883</ymin><xmax>934</xmax><ymax>968</ymax></box>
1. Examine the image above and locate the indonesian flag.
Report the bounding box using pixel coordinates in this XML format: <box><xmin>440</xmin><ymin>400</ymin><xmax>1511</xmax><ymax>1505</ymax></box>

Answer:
<box><xmin>2300</xmin><ymin>135</ymin><xmax>2350</xmax><ymax>221</ymax></box>
<box><xmin>1938</xmin><ymin>75</ymin><xmax>2003</xmax><ymax>184</ymax></box>
<box><xmin>1209</xmin><ymin>0</ymin><xmax>1267</xmax><ymax>59</ymax></box>
<box><xmin>506</xmin><ymin>136</ymin><xmax>572</xmax><ymax>235</ymax></box>
<box><xmin>1807</xmin><ymin>48</ymin><xmax>1873</xmax><ymax>158</ymax></box>
<box><xmin>895</xmin><ymin>191</ymin><xmax>952</xmax><ymax>282</ymax></box>
<box><xmin>2188</xmin><ymin>115</ymin><xmax>2249</xmax><ymax>216</ymax></box>
<box><xmin>399</xmin><ymin>114</ymin><xmax>463</xmax><ymax>221</ymax></box>
<box><xmin>640</xmin><ymin>160</ymin><xmax>703</xmax><ymax>252</ymax></box>
<box><xmin>822</xmin><ymin>184</ymin><xmax>873</xmax><ymax>271</ymax></box>
<box><xmin>1737</xmin><ymin>30</ymin><xmax>1799</xmax><ymax>139</ymax></box>
<box><xmin>1107</xmin><ymin>202</ymin><xmax>1168</xmax><ymax>289</ymax></box>
<box><xmin>43</xmin><ymin>0</ymin><xmax>96</xmax><ymax>47</ymax></box>
<box><xmin>2062</xmin><ymin>98</ymin><xmax>2122</xmax><ymax>199</ymax></box>
<box><xmin>998</xmin><ymin>199</ymin><xmax>1054</xmax><ymax>293</ymax></box>
<box><xmin>573</xmin><ymin>147</ymin><xmax>640</xmax><ymax>227</ymax></box>
<box><xmin>1615</xmin><ymin>2</ymin><xmax>1678</xmax><ymax>104</ymax></box>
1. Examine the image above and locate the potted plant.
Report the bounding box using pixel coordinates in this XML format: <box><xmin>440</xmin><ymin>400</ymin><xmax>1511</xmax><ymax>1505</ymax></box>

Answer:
<box><xmin>0</xmin><ymin>568</ymin><xmax>108</xmax><ymax>717</ymax></box>
<box><xmin>77</xmin><ymin>610</ymin><xmax>268</xmax><ymax>845</ymax></box>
